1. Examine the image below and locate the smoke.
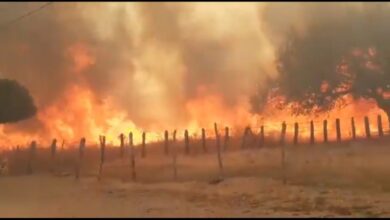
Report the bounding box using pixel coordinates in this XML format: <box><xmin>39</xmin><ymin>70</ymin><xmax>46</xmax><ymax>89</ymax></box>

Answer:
<box><xmin>257</xmin><ymin>2</ymin><xmax>390</xmax><ymax>114</ymax></box>
<box><xmin>128</xmin><ymin>2</ymin><xmax>274</xmax><ymax>128</ymax></box>
<box><xmin>4</xmin><ymin>2</ymin><xmax>388</xmax><ymax>142</ymax></box>
<box><xmin>0</xmin><ymin>2</ymin><xmax>276</xmax><ymax>138</ymax></box>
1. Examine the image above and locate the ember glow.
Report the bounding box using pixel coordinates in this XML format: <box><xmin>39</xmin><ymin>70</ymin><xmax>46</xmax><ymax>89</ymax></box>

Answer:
<box><xmin>0</xmin><ymin>2</ymin><xmax>388</xmax><ymax>148</ymax></box>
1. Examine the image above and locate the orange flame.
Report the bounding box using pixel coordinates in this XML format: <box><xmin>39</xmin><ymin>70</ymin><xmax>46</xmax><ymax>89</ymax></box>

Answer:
<box><xmin>0</xmin><ymin>43</ymin><xmax>388</xmax><ymax>149</ymax></box>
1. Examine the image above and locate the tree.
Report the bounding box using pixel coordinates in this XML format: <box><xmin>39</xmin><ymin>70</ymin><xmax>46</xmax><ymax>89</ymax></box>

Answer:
<box><xmin>0</xmin><ymin>79</ymin><xmax>37</xmax><ymax>124</ymax></box>
<box><xmin>259</xmin><ymin>13</ymin><xmax>390</xmax><ymax>126</ymax></box>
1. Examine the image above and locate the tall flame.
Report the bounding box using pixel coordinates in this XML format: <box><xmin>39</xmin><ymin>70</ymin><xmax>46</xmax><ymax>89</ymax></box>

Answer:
<box><xmin>0</xmin><ymin>3</ymin><xmax>389</xmax><ymax>149</ymax></box>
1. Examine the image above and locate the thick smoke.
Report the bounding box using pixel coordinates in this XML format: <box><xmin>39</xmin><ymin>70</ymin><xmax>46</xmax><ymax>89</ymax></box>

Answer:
<box><xmin>2</xmin><ymin>2</ymin><xmax>390</xmax><ymax>143</ymax></box>
<box><xmin>128</xmin><ymin>2</ymin><xmax>272</xmax><ymax>127</ymax></box>
<box><xmin>0</xmin><ymin>2</ymin><xmax>274</xmax><ymax>137</ymax></box>
<box><xmin>256</xmin><ymin>3</ymin><xmax>390</xmax><ymax>115</ymax></box>
<box><xmin>0</xmin><ymin>2</ymin><xmax>137</xmax><ymax>136</ymax></box>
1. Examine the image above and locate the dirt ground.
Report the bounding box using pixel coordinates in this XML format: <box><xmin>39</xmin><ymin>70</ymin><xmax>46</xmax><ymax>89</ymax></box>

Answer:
<box><xmin>1</xmin><ymin>138</ymin><xmax>390</xmax><ymax>217</ymax></box>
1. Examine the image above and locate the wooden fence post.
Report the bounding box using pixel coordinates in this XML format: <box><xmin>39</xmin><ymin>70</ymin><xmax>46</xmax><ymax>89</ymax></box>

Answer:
<box><xmin>280</xmin><ymin>122</ymin><xmax>287</xmax><ymax>146</ymax></box>
<box><xmin>293</xmin><ymin>122</ymin><xmax>299</xmax><ymax>145</ymax></box>
<box><xmin>241</xmin><ymin>126</ymin><xmax>250</xmax><ymax>149</ymax></box>
<box><xmin>258</xmin><ymin>125</ymin><xmax>265</xmax><ymax>148</ymax></box>
<box><xmin>164</xmin><ymin>130</ymin><xmax>169</xmax><ymax>155</ymax></box>
<box><xmin>75</xmin><ymin>138</ymin><xmax>86</xmax><ymax>180</ymax></box>
<box><xmin>61</xmin><ymin>140</ymin><xmax>65</xmax><ymax>152</ymax></box>
<box><xmin>184</xmin><ymin>129</ymin><xmax>189</xmax><ymax>155</ymax></box>
<box><xmin>336</xmin><ymin>118</ymin><xmax>341</xmax><ymax>142</ymax></box>
<box><xmin>214</xmin><ymin>123</ymin><xmax>224</xmax><ymax>179</ymax></box>
<box><xmin>378</xmin><ymin>115</ymin><xmax>384</xmax><ymax>137</ymax></box>
<box><xmin>364</xmin><ymin>116</ymin><xmax>371</xmax><ymax>139</ymax></box>
<box><xmin>98</xmin><ymin>135</ymin><xmax>106</xmax><ymax>181</ymax></box>
<box><xmin>172</xmin><ymin>130</ymin><xmax>178</xmax><ymax>180</ymax></box>
<box><xmin>50</xmin><ymin>139</ymin><xmax>57</xmax><ymax>159</ymax></box>
<box><xmin>280</xmin><ymin>122</ymin><xmax>287</xmax><ymax>185</ymax></box>
<box><xmin>141</xmin><ymin>132</ymin><xmax>146</xmax><ymax>158</ymax></box>
<box><xmin>15</xmin><ymin>145</ymin><xmax>20</xmax><ymax>160</ymax></box>
<box><xmin>50</xmin><ymin>139</ymin><xmax>57</xmax><ymax>172</ymax></box>
<box><xmin>27</xmin><ymin>141</ymin><xmax>37</xmax><ymax>175</ymax></box>
<box><xmin>310</xmin><ymin>120</ymin><xmax>315</xmax><ymax>145</ymax></box>
<box><xmin>201</xmin><ymin>128</ymin><xmax>207</xmax><ymax>153</ymax></box>
<box><xmin>173</xmin><ymin>130</ymin><xmax>177</xmax><ymax>142</ymax></box>
<box><xmin>119</xmin><ymin>133</ymin><xmax>125</xmax><ymax>159</ymax></box>
<box><xmin>351</xmin><ymin>117</ymin><xmax>356</xmax><ymax>140</ymax></box>
<box><xmin>223</xmin><ymin>127</ymin><xmax>229</xmax><ymax>151</ymax></box>
<box><xmin>129</xmin><ymin>132</ymin><xmax>136</xmax><ymax>181</ymax></box>
<box><xmin>323</xmin><ymin>120</ymin><xmax>328</xmax><ymax>143</ymax></box>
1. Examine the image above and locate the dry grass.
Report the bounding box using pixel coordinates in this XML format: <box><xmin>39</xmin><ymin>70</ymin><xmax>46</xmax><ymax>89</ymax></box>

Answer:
<box><xmin>1</xmin><ymin>136</ymin><xmax>390</xmax><ymax>217</ymax></box>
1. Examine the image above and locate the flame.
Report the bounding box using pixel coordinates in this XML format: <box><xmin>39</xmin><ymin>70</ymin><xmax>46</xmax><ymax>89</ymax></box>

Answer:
<box><xmin>185</xmin><ymin>86</ymin><xmax>255</xmax><ymax>137</ymax></box>
<box><xmin>67</xmin><ymin>42</ymin><xmax>96</xmax><ymax>74</ymax></box>
<box><xmin>255</xmin><ymin>94</ymin><xmax>389</xmax><ymax>142</ymax></box>
<box><xmin>0</xmin><ymin>87</ymin><xmax>387</xmax><ymax>148</ymax></box>
<box><xmin>0</xmin><ymin>43</ymin><xmax>388</xmax><ymax>149</ymax></box>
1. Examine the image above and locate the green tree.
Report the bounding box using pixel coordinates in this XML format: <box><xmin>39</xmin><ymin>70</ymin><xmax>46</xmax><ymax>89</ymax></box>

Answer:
<box><xmin>0</xmin><ymin>79</ymin><xmax>37</xmax><ymax>123</ymax></box>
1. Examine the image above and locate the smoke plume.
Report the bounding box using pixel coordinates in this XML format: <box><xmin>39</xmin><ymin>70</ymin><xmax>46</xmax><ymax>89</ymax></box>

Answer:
<box><xmin>0</xmin><ymin>2</ymin><xmax>274</xmax><ymax>139</ymax></box>
<box><xmin>0</xmin><ymin>2</ymin><xmax>388</xmax><ymax>144</ymax></box>
<box><xmin>257</xmin><ymin>2</ymin><xmax>390</xmax><ymax>114</ymax></box>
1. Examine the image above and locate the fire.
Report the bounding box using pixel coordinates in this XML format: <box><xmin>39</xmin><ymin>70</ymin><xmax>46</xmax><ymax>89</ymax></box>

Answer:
<box><xmin>185</xmin><ymin>86</ymin><xmax>256</xmax><ymax>137</ymax></box>
<box><xmin>0</xmin><ymin>86</ymin><xmax>387</xmax><ymax>148</ymax></box>
<box><xmin>257</xmin><ymin>94</ymin><xmax>388</xmax><ymax>142</ymax></box>
<box><xmin>0</xmin><ymin>84</ymin><xmax>158</xmax><ymax>148</ymax></box>
<box><xmin>0</xmin><ymin>42</ymin><xmax>388</xmax><ymax>149</ymax></box>
<box><xmin>66</xmin><ymin>43</ymin><xmax>96</xmax><ymax>74</ymax></box>
<box><xmin>0</xmin><ymin>42</ymin><xmax>160</xmax><ymax>148</ymax></box>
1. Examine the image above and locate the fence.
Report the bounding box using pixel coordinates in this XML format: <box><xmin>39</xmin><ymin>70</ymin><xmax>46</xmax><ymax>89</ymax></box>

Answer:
<box><xmin>1</xmin><ymin>114</ymin><xmax>389</xmax><ymax>183</ymax></box>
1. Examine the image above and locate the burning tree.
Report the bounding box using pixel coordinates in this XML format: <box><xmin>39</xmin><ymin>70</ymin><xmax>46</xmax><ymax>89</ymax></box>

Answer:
<box><xmin>0</xmin><ymin>79</ymin><xmax>37</xmax><ymax>123</ymax></box>
<box><xmin>257</xmin><ymin>13</ymin><xmax>390</xmax><ymax>125</ymax></box>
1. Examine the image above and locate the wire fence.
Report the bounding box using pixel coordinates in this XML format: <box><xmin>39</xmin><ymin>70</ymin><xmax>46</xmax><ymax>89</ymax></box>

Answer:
<box><xmin>2</xmin><ymin>113</ymin><xmax>388</xmax><ymax>151</ymax></box>
<box><xmin>0</xmin><ymin>113</ymin><xmax>389</xmax><ymax>184</ymax></box>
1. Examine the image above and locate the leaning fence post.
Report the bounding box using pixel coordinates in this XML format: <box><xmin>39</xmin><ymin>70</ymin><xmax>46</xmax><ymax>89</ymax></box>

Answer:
<box><xmin>323</xmin><ymin>120</ymin><xmax>328</xmax><ymax>143</ymax></box>
<box><xmin>378</xmin><ymin>115</ymin><xmax>384</xmax><ymax>137</ymax></box>
<box><xmin>184</xmin><ymin>129</ymin><xmax>189</xmax><ymax>155</ymax></box>
<box><xmin>364</xmin><ymin>116</ymin><xmax>371</xmax><ymax>139</ymax></box>
<box><xmin>336</xmin><ymin>118</ymin><xmax>341</xmax><ymax>142</ymax></box>
<box><xmin>310</xmin><ymin>120</ymin><xmax>315</xmax><ymax>145</ymax></box>
<box><xmin>280</xmin><ymin>122</ymin><xmax>287</xmax><ymax>184</ymax></box>
<box><xmin>351</xmin><ymin>117</ymin><xmax>356</xmax><ymax>140</ymax></box>
<box><xmin>164</xmin><ymin>130</ymin><xmax>169</xmax><ymax>155</ymax></box>
<box><xmin>293</xmin><ymin>122</ymin><xmax>299</xmax><ymax>145</ymax></box>
<box><xmin>119</xmin><ymin>133</ymin><xmax>125</xmax><ymax>159</ymax></box>
<box><xmin>214</xmin><ymin>123</ymin><xmax>224</xmax><ymax>179</ymax></box>
<box><xmin>27</xmin><ymin>141</ymin><xmax>37</xmax><ymax>175</ymax></box>
<box><xmin>75</xmin><ymin>138</ymin><xmax>86</xmax><ymax>180</ymax></box>
<box><xmin>98</xmin><ymin>135</ymin><xmax>106</xmax><ymax>181</ymax></box>
<box><xmin>129</xmin><ymin>132</ymin><xmax>136</xmax><ymax>181</ymax></box>
<box><xmin>141</xmin><ymin>132</ymin><xmax>146</xmax><ymax>158</ymax></box>
<box><xmin>223</xmin><ymin>127</ymin><xmax>229</xmax><ymax>151</ymax></box>
<box><xmin>201</xmin><ymin>128</ymin><xmax>207</xmax><ymax>153</ymax></box>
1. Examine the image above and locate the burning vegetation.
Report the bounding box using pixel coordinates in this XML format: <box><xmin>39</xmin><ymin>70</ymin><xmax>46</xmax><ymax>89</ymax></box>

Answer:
<box><xmin>0</xmin><ymin>2</ymin><xmax>388</xmax><ymax>148</ymax></box>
